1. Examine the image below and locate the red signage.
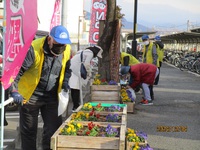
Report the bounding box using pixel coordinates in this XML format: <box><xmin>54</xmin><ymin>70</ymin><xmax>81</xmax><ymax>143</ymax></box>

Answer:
<box><xmin>89</xmin><ymin>0</ymin><xmax>107</xmax><ymax>44</ymax></box>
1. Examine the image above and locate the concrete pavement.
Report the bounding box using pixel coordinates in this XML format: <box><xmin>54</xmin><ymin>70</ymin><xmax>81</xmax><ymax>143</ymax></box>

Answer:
<box><xmin>127</xmin><ymin>63</ymin><xmax>200</xmax><ymax>150</ymax></box>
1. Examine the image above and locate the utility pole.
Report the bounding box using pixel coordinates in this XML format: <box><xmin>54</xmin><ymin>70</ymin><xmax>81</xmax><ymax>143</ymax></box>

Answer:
<box><xmin>132</xmin><ymin>0</ymin><xmax>138</xmax><ymax>58</ymax></box>
<box><xmin>61</xmin><ymin>0</ymin><xmax>68</xmax><ymax>27</ymax></box>
<box><xmin>187</xmin><ymin>20</ymin><xmax>190</xmax><ymax>31</ymax></box>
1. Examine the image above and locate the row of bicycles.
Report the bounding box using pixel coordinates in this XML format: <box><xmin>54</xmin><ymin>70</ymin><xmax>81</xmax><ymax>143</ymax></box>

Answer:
<box><xmin>163</xmin><ymin>50</ymin><xmax>200</xmax><ymax>74</ymax></box>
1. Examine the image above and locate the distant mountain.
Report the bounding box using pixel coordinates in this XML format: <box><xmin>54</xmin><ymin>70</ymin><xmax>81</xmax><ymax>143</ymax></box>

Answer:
<box><xmin>84</xmin><ymin>10</ymin><xmax>150</xmax><ymax>32</ymax></box>
<box><xmin>121</xmin><ymin>18</ymin><xmax>151</xmax><ymax>32</ymax></box>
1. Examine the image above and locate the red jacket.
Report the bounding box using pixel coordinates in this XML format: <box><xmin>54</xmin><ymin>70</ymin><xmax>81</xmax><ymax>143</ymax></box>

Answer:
<box><xmin>129</xmin><ymin>63</ymin><xmax>157</xmax><ymax>89</ymax></box>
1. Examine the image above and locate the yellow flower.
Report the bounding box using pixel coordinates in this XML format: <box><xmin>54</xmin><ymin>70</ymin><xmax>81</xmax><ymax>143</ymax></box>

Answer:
<box><xmin>127</xmin><ymin>128</ymin><xmax>135</xmax><ymax>134</ymax></box>
<box><xmin>121</xmin><ymin>92</ymin><xmax>127</xmax><ymax>97</ymax></box>
<box><xmin>96</xmin><ymin>74</ymin><xmax>100</xmax><ymax>77</ymax></box>
<box><xmin>72</xmin><ymin>128</ymin><xmax>76</xmax><ymax>133</ymax></box>
<box><xmin>60</xmin><ymin>128</ymin><xmax>64</xmax><ymax>133</ymax></box>
<box><xmin>124</xmin><ymin>95</ymin><xmax>129</xmax><ymax>99</ymax></box>
<box><xmin>121</xmin><ymin>89</ymin><xmax>126</xmax><ymax>92</ymax></box>
<box><xmin>133</xmin><ymin>147</ymin><xmax>139</xmax><ymax>150</ymax></box>
<box><xmin>77</xmin><ymin>123</ymin><xmax>82</xmax><ymax>128</ymax></box>
<box><xmin>93</xmin><ymin>79</ymin><xmax>101</xmax><ymax>85</ymax></box>
<box><xmin>71</xmin><ymin>114</ymin><xmax>77</xmax><ymax>119</ymax></box>
<box><xmin>128</xmin><ymin>133</ymin><xmax>134</xmax><ymax>137</ymax></box>
<box><xmin>69</xmin><ymin>120</ymin><xmax>74</xmax><ymax>124</ymax></box>
<box><xmin>69</xmin><ymin>124</ymin><xmax>75</xmax><ymax>130</ymax></box>
<box><xmin>67</xmin><ymin>127</ymin><xmax>71</xmax><ymax>133</ymax></box>
<box><xmin>132</xmin><ymin>139</ymin><xmax>136</xmax><ymax>142</ymax></box>
<box><xmin>85</xmin><ymin>113</ymin><xmax>89</xmax><ymax>119</ymax></box>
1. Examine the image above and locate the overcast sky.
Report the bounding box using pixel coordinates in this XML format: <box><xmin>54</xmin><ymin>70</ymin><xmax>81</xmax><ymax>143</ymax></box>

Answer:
<box><xmin>84</xmin><ymin>0</ymin><xmax>200</xmax><ymax>29</ymax></box>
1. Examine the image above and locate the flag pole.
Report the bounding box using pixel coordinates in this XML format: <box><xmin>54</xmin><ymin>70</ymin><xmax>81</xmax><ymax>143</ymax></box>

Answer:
<box><xmin>0</xmin><ymin>0</ymin><xmax>6</xmax><ymax>148</ymax></box>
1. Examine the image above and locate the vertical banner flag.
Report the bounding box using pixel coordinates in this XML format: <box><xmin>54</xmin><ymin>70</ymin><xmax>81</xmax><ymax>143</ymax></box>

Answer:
<box><xmin>50</xmin><ymin>0</ymin><xmax>61</xmax><ymax>31</ymax></box>
<box><xmin>1</xmin><ymin>0</ymin><xmax>38</xmax><ymax>89</ymax></box>
<box><xmin>89</xmin><ymin>0</ymin><xmax>107</xmax><ymax>44</ymax></box>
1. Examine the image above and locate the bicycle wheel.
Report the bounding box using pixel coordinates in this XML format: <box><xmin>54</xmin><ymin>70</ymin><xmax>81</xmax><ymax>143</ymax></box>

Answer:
<box><xmin>180</xmin><ymin>60</ymin><xmax>188</xmax><ymax>71</ymax></box>
<box><xmin>187</xmin><ymin>59</ymin><xmax>195</xmax><ymax>71</ymax></box>
<box><xmin>174</xmin><ymin>58</ymin><xmax>180</xmax><ymax>67</ymax></box>
<box><xmin>195</xmin><ymin>61</ymin><xmax>200</xmax><ymax>74</ymax></box>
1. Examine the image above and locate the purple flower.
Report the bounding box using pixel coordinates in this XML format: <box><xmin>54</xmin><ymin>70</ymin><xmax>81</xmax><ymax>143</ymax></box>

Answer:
<box><xmin>106</xmin><ymin>114</ymin><xmax>120</xmax><ymax>122</ymax></box>
<box><xmin>108</xmin><ymin>80</ymin><xmax>117</xmax><ymax>85</ymax></box>
<box><xmin>107</xmin><ymin>105</ymin><xmax>121</xmax><ymax>112</ymax></box>
<box><xmin>136</xmin><ymin>131</ymin><xmax>148</xmax><ymax>140</ymax></box>
<box><xmin>105</xmin><ymin>124</ymin><xmax>118</xmax><ymax>137</ymax></box>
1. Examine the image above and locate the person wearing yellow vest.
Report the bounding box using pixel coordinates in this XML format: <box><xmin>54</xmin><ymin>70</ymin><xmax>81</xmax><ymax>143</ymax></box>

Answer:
<box><xmin>120</xmin><ymin>52</ymin><xmax>140</xmax><ymax>66</ymax></box>
<box><xmin>10</xmin><ymin>25</ymin><xmax>72</xmax><ymax>150</ymax></box>
<box><xmin>154</xmin><ymin>35</ymin><xmax>164</xmax><ymax>85</ymax></box>
<box><xmin>141</xmin><ymin>34</ymin><xmax>159</xmax><ymax>101</ymax></box>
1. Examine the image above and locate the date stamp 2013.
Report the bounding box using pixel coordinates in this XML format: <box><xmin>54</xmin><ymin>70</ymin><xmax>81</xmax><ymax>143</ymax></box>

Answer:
<box><xmin>157</xmin><ymin>126</ymin><xmax>187</xmax><ymax>132</ymax></box>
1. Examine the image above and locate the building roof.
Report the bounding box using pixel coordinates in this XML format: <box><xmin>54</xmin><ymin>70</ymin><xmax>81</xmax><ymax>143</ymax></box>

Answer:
<box><xmin>190</xmin><ymin>27</ymin><xmax>200</xmax><ymax>33</ymax></box>
<box><xmin>160</xmin><ymin>32</ymin><xmax>200</xmax><ymax>43</ymax></box>
<box><xmin>125</xmin><ymin>31</ymin><xmax>157</xmax><ymax>41</ymax></box>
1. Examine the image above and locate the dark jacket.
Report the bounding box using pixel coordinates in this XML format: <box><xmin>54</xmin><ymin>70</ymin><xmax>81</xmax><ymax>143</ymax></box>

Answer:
<box><xmin>154</xmin><ymin>41</ymin><xmax>164</xmax><ymax>49</ymax></box>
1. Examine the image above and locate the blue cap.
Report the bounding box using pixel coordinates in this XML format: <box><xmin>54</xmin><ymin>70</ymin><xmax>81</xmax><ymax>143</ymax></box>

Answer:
<box><xmin>120</xmin><ymin>66</ymin><xmax>130</xmax><ymax>75</ymax></box>
<box><xmin>155</xmin><ymin>35</ymin><xmax>161</xmax><ymax>41</ymax></box>
<box><xmin>142</xmin><ymin>34</ymin><xmax>149</xmax><ymax>41</ymax></box>
<box><xmin>50</xmin><ymin>25</ymin><xmax>71</xmax><ymax>44</ymax></box>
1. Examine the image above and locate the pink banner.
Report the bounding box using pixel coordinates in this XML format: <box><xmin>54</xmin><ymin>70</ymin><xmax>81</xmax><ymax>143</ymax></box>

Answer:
<box><xmin>1</xmin><ymin>0</ymin><xmax>38</xmax><ymax>89</ymax></box>
<box><xmin>89</xmin><ymin>0</ymin><xmax>107</xmax><ymax>44</ymax></box>
<box><xmin>50</xmin><ymin>0</ymin><xmax>61</xmax><ymax>30</ymax></box>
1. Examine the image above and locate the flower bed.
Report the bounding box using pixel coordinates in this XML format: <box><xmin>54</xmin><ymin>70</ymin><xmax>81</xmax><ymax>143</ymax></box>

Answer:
<box><xmin>60</xmin><ymin>121</ymin><xmax>119</xmax><ymax>137</ymax></box>
<box><xmin>121</xmin><ymin>87</ymin><xmax>135</xmax><ymax>103</ymax></box>
<box><xmin>71</xmin><ymin>111</ymin><xmax>122</xmax><ymax>122</ymax></box>
<box><xmin>51</xmin><ymin>119</ymin><xmax>126</xmax><ymax>150</ymax></box>
<box><xmin>92</xmin><ymin>74</ymin><xmax>118</xmax><ymax>85</ymax></box>
<box><xmin>68</xmin><ymin>110</ymin><xmax>126</xmax><ymax>127</ymax></box>
<box><xmin>128</xmin><ymin>143</ymin><xmax>153</xmax><ymax>150</ymax></box>
<box><xmin>76</xmin><ymin>102</ymin><xmax>127</xmax><ymax>115</ymax></box>
<box><xmin>121</xmin><ymin>87</ymin><xmax>136</xmax><ymax>113</ymax></box>
<box><xmin>125</xmin><ymin>128</ymin><xmax>154</xmax><ymax>150</ymax></box>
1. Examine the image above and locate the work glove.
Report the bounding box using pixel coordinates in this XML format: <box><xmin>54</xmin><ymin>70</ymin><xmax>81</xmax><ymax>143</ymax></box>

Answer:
<box><xmin>85</xmin><ymin>64</ymin><xmax>92</xmax><ymax>78</ymax></box>
<box><xmin>62</xmin><ymin>84</ymin><xmax>70</xmax><ymax>93</ymax></box>
<box><xmin>10</xmin><ymin>92</ymin><xmax>23</xmax><ymax>104</ymax></box>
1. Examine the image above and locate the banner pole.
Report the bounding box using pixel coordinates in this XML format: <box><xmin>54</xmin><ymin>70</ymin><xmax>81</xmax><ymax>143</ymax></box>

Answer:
<box><xmin>0</xmin><ymin>0</ymin><xmax>6</xmax><ymax>148</ymax></box>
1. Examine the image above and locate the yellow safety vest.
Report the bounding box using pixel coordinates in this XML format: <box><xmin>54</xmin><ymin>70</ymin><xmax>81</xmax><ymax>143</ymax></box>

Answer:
<box><xmin>120</xmin><ymin>52</ymin><xmax>140</xmax><ymax>65</ymax></box>
<box><xmin>18</xmin><ymin>37</ymin><xmax>71</xmax><ymax>101</ymax></box>
<box><xmin>157</xmin><ymin>45</ymin><xmax>164</xmax><ymax>62</ymax></box>
<box><xmin>142</xmin><ymin>42</ymin><xmax>159</xmax><ymax>67</ymax></box>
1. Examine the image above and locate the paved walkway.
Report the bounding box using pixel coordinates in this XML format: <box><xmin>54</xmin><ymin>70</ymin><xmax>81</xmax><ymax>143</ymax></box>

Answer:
<box><xmin>127</xmin><ymin>63</ymin><xmax>200</xmax><ymax>150</ymax></box>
